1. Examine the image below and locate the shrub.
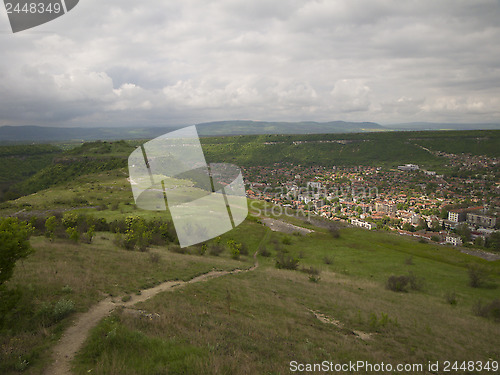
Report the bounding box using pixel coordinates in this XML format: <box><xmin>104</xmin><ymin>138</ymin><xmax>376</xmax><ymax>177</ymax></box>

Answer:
<box><xmin>81</xmin><ymin>226</ymin><xmax>95</xmax><ymax>244</ymax></box>
<box><xmin>407</xmin><ymin>271</ymin><xmax>425</xmax><ymax>291</ymax></box>
<box><xmin>328</xmin><ymin>225</ymin><xmax>340</xmax><ymax>238</ymax></box>
<box><xmin>467</xmin><ymin>264</ymin><xmax>488</xmax><ymax>288</ymax></box>
<box><xmin>275</xmin><ymin>251</ymin><xmax>299</xmax><ymax>270</ymax></box>
<box><xmin>282</xmin><ymin>236</ymin><xmax>292</xmax><ymax>245</ymax></box>
<box><xmin>259</xmin><ymin>245</ymin><xmax>271</xmax><ymax>257</ymax></box>
<box><xmin>0</xmin><ymin>218</ymin><xmax>33</xmax><ymax>287</ymax></box>
<box><xmin>169</xmin><ymin>244</ymin><xmax>186</xmax><ymax>254</ymax></box>
<box><xmin>227</xmin><ymin>240</ymin><xmax>241</xmax><ymax>260</ymax></box>
<box><xmin>66</xmin><ymin>227</ymin><xmax>80</xmax><ymax>243</ymax></box>
<box><xmin>45</xmin><ymin>216</ymin><xmax>58</xmax><ymax>240</ymax></box>
<box><xmin>445</xmin><ymin>291</ymin><xmax>458</xmax><ymax>305</ymax></box>
<box><xmin>404</xmin><ymin>256</ymin><xmax>414</xmax><ymax>265</ymax></box>
<box><xmin>386</xmin><ymin>275</ymin><xmax>409</xmax><ymax>292</ymax></box>
<box><xmin>472</xmin><ymin>299</ymin><xmax>500</xmax><ymax>322</ymax></box>
<box><xmin>53</xmin><ymin>299</ymin><xmax>75</xmax><ymax>322</ymax></box>
<box><xmin>309</xmin><ymin>274</ymin><xmax>320</xmax><ymax>283</ymax></box>
<box><xmin>208</xmin><ymin>243</ymin><xmax>224</xmax><ymax>256</ymax></box>
<box><xmin>239</xmin><ymin>242</ymin><xmax>249</xmax><ymax>256</ymax></box>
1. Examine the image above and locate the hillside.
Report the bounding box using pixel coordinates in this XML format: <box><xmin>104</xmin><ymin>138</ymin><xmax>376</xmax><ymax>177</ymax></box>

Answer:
<box><xmin>2</xmin><ymin>141</ymin><xmax>136</xmax><ymax>201</ymax></box>
<box><xmin>0</xmin><ymin>144</ymin><xmax>62</xmax><ymax>201</ymax></box>
<box><xmin>0</xmin><ymin>170</ymin><xmax>499</xmax><ymax>374</ymax></box>
<box><xmin>1</xmin><ymin>130</ymin><xmax>498</xmax><ymax>202</ymax></box>
<box><xmin>202</xmin><ymin>130</ymin><xmax>500</xmax><ymax>168</ymax></box>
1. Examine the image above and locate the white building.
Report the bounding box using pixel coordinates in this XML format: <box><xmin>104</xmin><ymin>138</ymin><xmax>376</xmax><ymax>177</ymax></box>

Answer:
<box><xmin>398</xmin><ymin>164</ymin><xmax>420</xmax><ymax>171</ymax></box>
<box><xmin>445</xmin><ymin>235</ymin><xmax>463</xmax><ymax>246</ymax></box>
<box><xmin>351</xmin><ymin>218</ymin><xmax>374</xmax><ymax>230</ymax></box>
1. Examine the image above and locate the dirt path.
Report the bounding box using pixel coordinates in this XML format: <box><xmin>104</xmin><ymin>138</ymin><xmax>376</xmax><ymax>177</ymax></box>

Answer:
<box><xmin>44</xmin><ymin>254</ymin><xmax>258</xmax><ymax>375</ymax></box>
<box><xmin>261</xmin><ymin>217</ymin><xmax>314</xmax><ymax>235</ymax></box>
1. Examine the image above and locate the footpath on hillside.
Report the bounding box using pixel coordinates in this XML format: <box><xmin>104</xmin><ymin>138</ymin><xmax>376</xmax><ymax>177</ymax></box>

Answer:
<box><xmin>44</xmin><ymin>254</ymin><xmax>259</xmax><ymax>375</ymax></box>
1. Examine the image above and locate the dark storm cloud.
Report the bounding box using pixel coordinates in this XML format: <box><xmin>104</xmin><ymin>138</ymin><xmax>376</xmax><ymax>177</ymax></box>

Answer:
<box><xmin>0</xmin><ymin>0</ymin><xmax>499</xmax><ymax>127</ymax></box>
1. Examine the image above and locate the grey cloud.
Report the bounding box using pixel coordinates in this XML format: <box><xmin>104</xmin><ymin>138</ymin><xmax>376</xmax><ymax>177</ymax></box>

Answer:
<box><xmin>0</xmin><ymin>0</ymin><xmax>499</xmax><ymax>127</ymax></box>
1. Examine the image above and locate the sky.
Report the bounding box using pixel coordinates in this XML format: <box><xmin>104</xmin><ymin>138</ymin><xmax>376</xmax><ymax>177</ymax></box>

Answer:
<box><xmin>1</xmin><ymin>0</ymin><xmax>500</xmax><ymax>128</ymax></box>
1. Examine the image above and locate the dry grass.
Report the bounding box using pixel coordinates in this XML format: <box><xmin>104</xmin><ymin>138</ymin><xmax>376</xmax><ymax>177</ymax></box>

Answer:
<box><xmin>74</xmin><ymin>266</ymin><xmax>500</xmax><ymax>374</ymax></box>
<box><xmin>1</xmin><ymin>232</ymin><xmax>255</xmax><ymax>375</ymax></box>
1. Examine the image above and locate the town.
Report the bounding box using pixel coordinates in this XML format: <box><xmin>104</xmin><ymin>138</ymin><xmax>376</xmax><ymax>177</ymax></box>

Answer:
<box><xmin>244</xmin><ymin>155</ymin><xmax>499</xmax><ymax>252</ymax></box>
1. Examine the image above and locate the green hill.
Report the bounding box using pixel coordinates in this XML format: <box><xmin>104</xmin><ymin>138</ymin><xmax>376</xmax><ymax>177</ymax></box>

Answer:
<box><xmin>202</xmin><ymin>130</ymin><xmax>500</xmax><ymax>169</ymax></box>
<box><xmin>2</xmin><ymin>141</ymin><xmax>136</xmax><ymax>201</ymax></box>
<box><xmin>0</xmin><ymin>144</ymin><xmax>62</xmax><ymax>201</ymax></box>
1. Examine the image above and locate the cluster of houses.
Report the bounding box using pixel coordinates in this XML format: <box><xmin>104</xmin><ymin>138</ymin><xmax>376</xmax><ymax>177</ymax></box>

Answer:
<box><xmin>245</xmin><ymin>162</ymin><xmax>499</xmax><ymax>249</ymax></box>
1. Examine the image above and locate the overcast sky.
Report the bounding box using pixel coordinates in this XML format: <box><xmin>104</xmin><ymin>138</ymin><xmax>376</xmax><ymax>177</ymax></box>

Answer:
<box><xmin>1</xmin><ymin>0</ymin><xmax>499</xmax><ymax>128</ymax></box>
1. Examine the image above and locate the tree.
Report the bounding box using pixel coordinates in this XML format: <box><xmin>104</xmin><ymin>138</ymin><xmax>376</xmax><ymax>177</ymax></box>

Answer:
<box><xmin>0</xmin><ymin>218</ymin><xmax>33</xmax><ymax>287</ymax></box>
<box><xmin>486</xmin><ymin>232</ymin><xmax>500</xmax><ymax>252</ymax></box>
<box><xmin>45</xmin><ymin>216</ymin><xmax>58</xmax><ymax>240</ymax></box>
<box><xmin>455</xmin><ymin>223</ymin><xmax>471</xmax><ymax>242</ymax></box>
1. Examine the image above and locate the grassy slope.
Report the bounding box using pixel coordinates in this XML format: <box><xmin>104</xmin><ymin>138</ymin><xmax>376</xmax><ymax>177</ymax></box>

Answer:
<box><xmin>3</xmin><ymin>171</ymin><xmax>493</xmax><ymax>375</ymax></box>
<box><xmin>72</xmin><ymin>223</ymin><xmax>500</xmax><ymax>374</ymax></box>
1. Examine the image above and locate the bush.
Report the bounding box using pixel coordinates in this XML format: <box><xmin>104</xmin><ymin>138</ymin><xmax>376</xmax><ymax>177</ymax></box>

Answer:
<box><xmin>328</xmin><ymin>225</ymin><xmax>340</xmax><ymax>238</ymax></box>
<box><xmin>259</xmin><ymin>245</ymin><xmax>271</xmax><ymax>257</ymax></box>
<box><xmin>309</xmin><ymin>274</ymin><xmax>320</xmax><ymax>283</ymax></box>
<box><xmin>208</xmin><ymin>243</ymin><xmax>224</xmax><ymax>256</ymax></box>
<box><xmin>387</xmin><ymin>272</ymin><xmax>424</xmax><ymax>292</ymax></box>
<box><xmin>445</xmin><ymin>291</ymin><xmax>458</xmax><ymax>305</ymax></box>
<box><xmin>66</xmin><ymin>227</ymin><xmax>80</xmax><ymax>243</ymax></box>
<box><xmin>472</xmin><ymin>299</ymin><xmax>500</xmax><ymax>322</ymax></box>
<box><xmin>281</xmin><ymin>236</ymin><xmax>292</xmax><ymax>245</ymax></box>
<box><xmin>52</xmin><ymin>299</ymin><xmax>75</xmax><ymax>322</ymax></box>
<box><xmin>275</xmin><ymin>251</ymin><xmax>299</xmax><ymax>270</ymax></box>
<box><xmin>45</xmin><ymin>216</ymin><xmax>58</xmax><ymax>240</ymax></box>
<box><xmin>227</xmin><ymin>240</ymin><xmax>241</xmax><ymax>260</ymax></box>
<box><xmin>386</xmin><ymin>275</ymin><xmax>409</xmax><ymax>292</ymax></box>
<box><xmin>239</xmin><ymin>242</ymin><xmax>249</xmax><ymax>256</ymax></box>
<box><xmin>169</xmin><ymin>244</ymin><xmax>186</xmax><ymax>254</ymax></box>
<box><xmin>467</xmin><ymin>264</ymin><xmax>488</xmax><ymax>288</ymax></box>
<box><xmin>0</xmin><ymin>218</ymin><xmax>33</xmax><ymax>287</ymax></box>
<box><xmin>407</xmin><ymin>271</ymin><xmax>425</xmax><ymax>291</ymax></box>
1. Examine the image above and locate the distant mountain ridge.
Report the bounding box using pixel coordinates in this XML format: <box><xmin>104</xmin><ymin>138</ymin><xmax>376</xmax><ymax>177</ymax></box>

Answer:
<box><xmin>385</xmin><ymin>122</ymin><xmax>500</xmax><ymax>131</ymax></box>
<box><xmin>1</xmin><ymin>121</ymin><xmax>499</xmax><ymax>142</ymax></box>
<box><xmin>196</xmin><ymin>120</ymin><xmax>384</xmax><ymax>136</ymax></box>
